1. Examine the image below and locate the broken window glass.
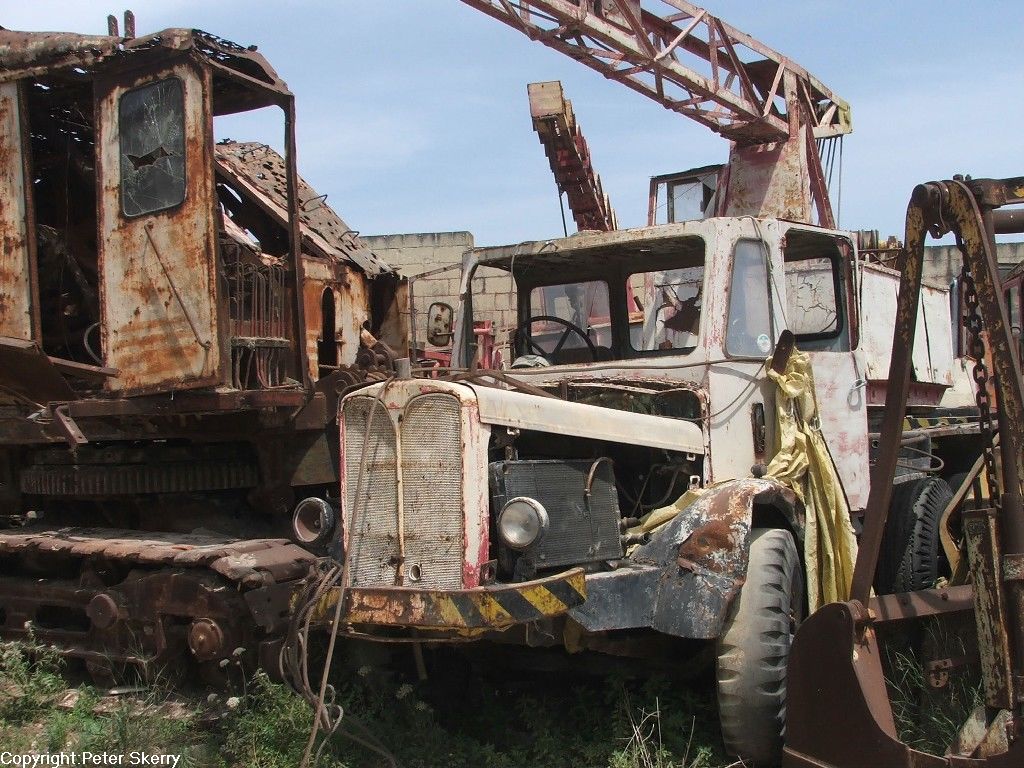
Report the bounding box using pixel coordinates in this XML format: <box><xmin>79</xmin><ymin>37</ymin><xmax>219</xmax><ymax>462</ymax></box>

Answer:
<box><xmin>119</xmin><ymin>78</ymin><xmax>186</xmax><ymax>217</ymax></box>
<box><xmin>782</xmin><ymin>230</ymin><xmax>851</xmax><ymax>351</ymax></box>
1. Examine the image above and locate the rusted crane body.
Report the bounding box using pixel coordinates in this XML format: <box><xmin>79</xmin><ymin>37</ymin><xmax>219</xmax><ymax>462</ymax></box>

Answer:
<box><xmin>528</xmin><ymin>81</ymin><xmax>618</xmax><ymax>232</ymax></box>
<box><xmin>462</xmin><ymin>0</ymin><xmax>850</xmax><ymax>226</ymax></box>
<box><xmin>0</xmin><ymin>22</ymin><xmax>405</xmax><ymax>680</ymax></box>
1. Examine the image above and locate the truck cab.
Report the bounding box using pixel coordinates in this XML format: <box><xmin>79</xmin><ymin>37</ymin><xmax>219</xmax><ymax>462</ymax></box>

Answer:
<box><xmin>450</xmin><ymin>218</ymin><xmax>869</xmax><ymax>509</ymax></box>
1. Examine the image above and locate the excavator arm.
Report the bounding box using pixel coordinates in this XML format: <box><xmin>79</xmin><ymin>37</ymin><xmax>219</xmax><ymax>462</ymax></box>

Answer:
<box><xmin>784</xmin><ymin>176</ymin><xmax>1024</xmax><ymax>766</ymax></box>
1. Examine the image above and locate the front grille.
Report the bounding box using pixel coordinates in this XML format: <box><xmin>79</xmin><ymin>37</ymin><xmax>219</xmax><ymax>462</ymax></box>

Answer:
<box><xmin>343</xmin><ymin>396</ymin><xmax>399</xmax><ymax>587</ymax></box>
<box><xmin>342</xmin><ymin>392</ymin><xmax>464</xmax><ymax>590</ymax></box>
<box><xmin>401</xmin><ymin>394</ymin><xmax>464</xmax><ymax>589</ymax></box>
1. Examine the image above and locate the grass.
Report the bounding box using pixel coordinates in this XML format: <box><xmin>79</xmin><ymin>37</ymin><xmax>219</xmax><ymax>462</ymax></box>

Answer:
<box><xmin>0</xmin><ymin>637</ymin><xmax>223</xmax><ymax>764</ymax></box>
<box><xmin>882</xmin><ymin>615</ymin><xmax>983</xmax><ymax>756</ymax></box>
<box><xmin>0</xmin><ymin>639</ymin><xmax>730</xmax><ymax>768</ymax></box>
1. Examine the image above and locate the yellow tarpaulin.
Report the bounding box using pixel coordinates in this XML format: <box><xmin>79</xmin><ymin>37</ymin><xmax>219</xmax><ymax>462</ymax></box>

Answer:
<box><xmin>765</xmin><ymin>349</ymin><xmax>858</xmax><ymax>612</ymax></box>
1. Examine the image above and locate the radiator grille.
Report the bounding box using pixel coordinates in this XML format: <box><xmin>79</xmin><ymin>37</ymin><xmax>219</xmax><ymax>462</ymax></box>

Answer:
<box><xmin>343</xmin><ymin>396</ymin><xmax>399</xmax><ymax>587</ymax></box>
<box><xmin>400</xmin><ymin>394</ymin><xmax>464</xmax><ymax>589</ymax></box>
<box><xmin>490</xmin><ymin>459</ymin><xmax>623</xmax><ymax>571</ymax></box>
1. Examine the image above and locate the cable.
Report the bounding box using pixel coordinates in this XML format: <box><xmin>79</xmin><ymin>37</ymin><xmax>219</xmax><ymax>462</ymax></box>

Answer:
<box><xmin>288</xmin><ymin>378</ymin><xmax>398</xmax><ymax>768</ymax></box>
<box><xmin>83</xmin><ymin>322</ymin><xmax>102</xmax><ymax>365</ymax></box>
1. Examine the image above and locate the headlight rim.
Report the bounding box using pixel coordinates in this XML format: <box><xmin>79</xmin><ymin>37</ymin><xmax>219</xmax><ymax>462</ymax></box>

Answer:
<box><xmin>497</xmin><ymin>496</ymin><xmax>549</xmax><ymax>551</ymax></box>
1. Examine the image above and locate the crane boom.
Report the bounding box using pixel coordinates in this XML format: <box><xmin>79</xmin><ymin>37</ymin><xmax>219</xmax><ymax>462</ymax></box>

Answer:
<box><xmin>528</xmin><ymin>81</ymin><xmax>617</xmax><ymax>232</ymax></box>
<box><xmin>458</xmin><ymin>0</ymin><xmax>852</xmax><ymax>226</ymax></box>
<box><xmin>459</xmin><ymin>0</ymin><xmax>850</xmax><ymax>145</ymax></box>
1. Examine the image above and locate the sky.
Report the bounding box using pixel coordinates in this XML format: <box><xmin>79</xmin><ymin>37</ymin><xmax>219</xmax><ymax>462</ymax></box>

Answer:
<box><xmin>4</xmin><ymin>1</ymin><xmax>1022</xmax><ymax>248</ymax></box>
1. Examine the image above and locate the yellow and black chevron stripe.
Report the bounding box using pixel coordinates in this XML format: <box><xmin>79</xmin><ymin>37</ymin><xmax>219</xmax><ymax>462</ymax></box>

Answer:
<box><xmin>338</xmin><ymin>568</ymin><xmax>587</xmax><ymax>630</ymax></box>
<box><xmin>903</xmin><ymin>414</ymin><xmax>976</xmax><ymax>431</ymax></box>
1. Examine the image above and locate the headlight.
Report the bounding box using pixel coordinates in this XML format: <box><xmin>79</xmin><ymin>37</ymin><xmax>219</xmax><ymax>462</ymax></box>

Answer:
<box><xmin>497</xmin><ymin>497</ymin><xmax>549</xmax><ymax>550</ymax></box>
<box><xmin>292</xmin><ymin>497</ymin><xmax>337</xmax><ymax>546</ymax></box>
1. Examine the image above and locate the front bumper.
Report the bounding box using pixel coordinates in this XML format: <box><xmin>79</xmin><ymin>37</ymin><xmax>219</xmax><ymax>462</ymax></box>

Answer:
<box><xmin>306</xmin><ymin>568</ymin><xmax>587</xmax><ymax>631</ymax></box>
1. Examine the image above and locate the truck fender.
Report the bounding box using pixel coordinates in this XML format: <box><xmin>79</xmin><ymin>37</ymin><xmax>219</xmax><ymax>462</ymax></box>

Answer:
<box><xmin>636</xmin><ymin>477</ymin><xmax>801</xmax><ymax>639</ymax></box>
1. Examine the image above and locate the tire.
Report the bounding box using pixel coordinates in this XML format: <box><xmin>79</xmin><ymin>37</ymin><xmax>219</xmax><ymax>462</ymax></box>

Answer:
<box><xmin>875</xmin><ymin>477</ymin><xmax>952</xmax><ymax>594</ymax></box>
<box><xmin>716</xmin><ymin>528</ymin><xmax>802</xmax><ymax>766</ymax></box>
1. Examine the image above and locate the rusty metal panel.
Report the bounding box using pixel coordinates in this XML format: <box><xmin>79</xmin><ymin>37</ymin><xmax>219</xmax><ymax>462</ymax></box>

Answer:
<box><xmin>302</xmin><ymin>259</ymin><xmax>371</xmax><ymax>378</ymax></box>
<box><xmin>335</xmin><ymin>268</ymin><xmax>371</xmax><ymax>366</ymax></box>
<box><xmin>723</xmin><ymin>131</ymin><xmax>812</xmax><ymax>222</ymax></box>
<box><xmin>96</xmin><ymin>59</ymin><xmax>223</xmax><ymax>395</ymax></box>
<box><xmin>376</xmin><ymin>276</ymin><xmax>409</xmax><ymax>358</ymax></box>
<box><xmin>215</xmin><ymin>142</ymin><xmax>391</xmax><ymax>277</ymax></box>
<box><xmin>860</xmin><ymin>263</ymin><xmax>954</xmax><ymax>388</ymax></box>
<box><xmin>0</xmin><ymin>30</ymin><xmax>120</xmax><ymax>82</ymax></box>
<box><xmin>0</xmin><ymin>82</ymin><xmax>37</xmax><ymax>340</ymax></box>
<box><xmin>962</xmin><ymin>507</ymin><xmax>1015</xmax><ymax>709</ymax></box>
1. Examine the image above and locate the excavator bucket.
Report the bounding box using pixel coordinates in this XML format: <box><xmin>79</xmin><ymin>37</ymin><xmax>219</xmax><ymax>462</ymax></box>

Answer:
<box><xmin>784</xmin><ymin>177</ymin><xmax>1024</xmax><ymax>766</ymax></box>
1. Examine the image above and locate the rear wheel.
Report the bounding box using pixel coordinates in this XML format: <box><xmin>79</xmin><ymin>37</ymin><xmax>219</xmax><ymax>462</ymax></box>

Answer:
<box><xmin>716</xmin><ymin>528</ymin><xmax>802</xmax><ymax>766</ymax></box>
<box><xmin>875</xmin><ymin>477</ymin><xmax>952</xmax><ymax>594</ymax></box>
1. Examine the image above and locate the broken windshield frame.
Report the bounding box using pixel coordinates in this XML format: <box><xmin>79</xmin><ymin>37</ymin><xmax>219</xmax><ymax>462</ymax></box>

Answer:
<box><xmin>462</xmin><ymin>234</ymin><xmax>707</xmax><ymax>366</ymax></box>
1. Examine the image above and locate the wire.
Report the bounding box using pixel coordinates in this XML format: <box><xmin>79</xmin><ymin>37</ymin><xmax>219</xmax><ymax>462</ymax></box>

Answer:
<box><xmin>83</xmin><ymin>322</ymin><xmax>102</xmax><ymax>364</ymax></box>
<box><xmin>289</xmin><ymin>378</ymin><xmax>398</xmax><ymax>768</ymax></box>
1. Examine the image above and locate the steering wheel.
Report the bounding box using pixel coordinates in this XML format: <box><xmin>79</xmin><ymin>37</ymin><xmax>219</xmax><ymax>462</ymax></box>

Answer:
<box><xmin>514</xmin><ymin>315</ymin><xmax>598</xmax><ymax>363</ymax></box>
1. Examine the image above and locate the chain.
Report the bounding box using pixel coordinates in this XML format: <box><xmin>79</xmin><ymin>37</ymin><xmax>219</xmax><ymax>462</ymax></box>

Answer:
<box><xmin>960</xmin><ymin>242</ymin><xmax>1001</xmax><ymax>510</ymax></box>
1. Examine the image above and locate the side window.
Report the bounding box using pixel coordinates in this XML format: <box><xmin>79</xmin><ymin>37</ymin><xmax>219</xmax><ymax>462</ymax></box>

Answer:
<box><xmin>782</xmin><ymin>230</ymin><xmax>851</xmax><ymax>352</ymax></box>
<box><xmin>119</xmin><ymin>78</ymin><xmax>186</xmax><ymax>217</ymax></box>
<box><xmin>726</xmin><ymin>240</ymin><xmax>773</xmax><ymax>357</ymax></box>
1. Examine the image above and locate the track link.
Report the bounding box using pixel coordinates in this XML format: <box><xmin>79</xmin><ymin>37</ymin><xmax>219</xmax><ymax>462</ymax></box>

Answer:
<box><xmin>0</xmin><ymin>526</ymin><xmax>315</xmax><ymax>683</ymax></box>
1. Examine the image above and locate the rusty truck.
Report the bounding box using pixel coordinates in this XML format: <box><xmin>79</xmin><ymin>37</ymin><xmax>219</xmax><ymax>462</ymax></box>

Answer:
<box><xmin>0</xmin><ymin>18</ymin><xmax>406</xmax><ymax>683</ymax></box>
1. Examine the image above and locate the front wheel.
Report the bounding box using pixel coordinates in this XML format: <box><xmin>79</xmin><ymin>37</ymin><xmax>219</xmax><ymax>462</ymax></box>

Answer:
<box><xmin>715</xmin><ymin>528</ymin><xmax>803</xmax><ymax>766</ymax></box>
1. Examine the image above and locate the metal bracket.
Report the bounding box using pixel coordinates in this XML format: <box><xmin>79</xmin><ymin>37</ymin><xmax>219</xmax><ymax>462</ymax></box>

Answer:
<box><xmin>52</xmin><ymin>404</ymin><xmax>87</xmax><ymax>448</ymax></box>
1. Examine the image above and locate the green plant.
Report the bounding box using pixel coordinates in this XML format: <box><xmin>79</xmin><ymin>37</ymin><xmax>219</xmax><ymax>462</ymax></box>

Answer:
<box><xmin>0</xmin><ymin>638</ymin><xmax>65</xmax><ymax>724</ymax></box>
<box><xmin>884</xmin><ymin>618</ymin><xmax>983</xmax><ymax>755</ymax></box>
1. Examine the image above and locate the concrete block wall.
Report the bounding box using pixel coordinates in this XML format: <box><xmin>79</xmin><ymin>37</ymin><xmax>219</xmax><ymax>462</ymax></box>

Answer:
<box><xmin>362</xmin><ymin>232</ymin><xmax>518</xmax><ymax>347</ymax></box>
<box><xmin>923</xmin><ymin>242</ymin><xmax>1024</xmax><ymax>287</ymax></box>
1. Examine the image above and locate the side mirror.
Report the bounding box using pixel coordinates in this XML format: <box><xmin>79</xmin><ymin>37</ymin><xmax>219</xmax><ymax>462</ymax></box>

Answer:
<box><xmin>426</xmin><ymin>302</ymin><xmax>454</xmax><ymax>347</ymax></box>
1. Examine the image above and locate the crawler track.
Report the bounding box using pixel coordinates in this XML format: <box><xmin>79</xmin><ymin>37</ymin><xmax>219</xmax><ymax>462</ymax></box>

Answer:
<box><xmin>0</xmin><ymin>526</ymin><xmax>315</xmax><ymax>683</ymax></box>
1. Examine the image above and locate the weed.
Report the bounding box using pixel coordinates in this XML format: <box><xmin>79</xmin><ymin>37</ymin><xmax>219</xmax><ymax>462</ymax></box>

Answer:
<box><xmin>1</xmin><ymin>637</ymin><xmax>734</xmax><ymax>768</ymax></box>
<box><xmin>0</xmin><ymin>637</ymin><xmax>65</xmax><ymax>724</ymax></box>
<box><xmin>883</xmin><ymin>616</ymin><xmax>982</xmax><ymax>755</ymax></box>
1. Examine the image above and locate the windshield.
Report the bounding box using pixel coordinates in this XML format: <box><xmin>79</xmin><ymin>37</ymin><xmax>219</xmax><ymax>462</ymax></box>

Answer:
<box><xmin>465</xmin><ymin>235</ymin><xmax>706</xmax><ymax>366</ymax></box>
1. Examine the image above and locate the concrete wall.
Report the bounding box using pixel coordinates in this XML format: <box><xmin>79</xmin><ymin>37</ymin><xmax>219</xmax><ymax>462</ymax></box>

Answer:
<box><xmin>923</xmin><ymin>242</ymin><xmax>1024</xmax><ymax>287</ymax></box>
<box><xmin>362</xmin><ymin>231</ymin><xmax>517</xmax><ymax>347</ymax></box>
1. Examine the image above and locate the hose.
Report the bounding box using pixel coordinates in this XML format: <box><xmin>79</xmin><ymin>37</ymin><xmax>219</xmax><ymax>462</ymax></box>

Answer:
<box><xmin>283</xmin><ymin>378</ymin><xmax>398</xmax><ymax>768</ymax></box>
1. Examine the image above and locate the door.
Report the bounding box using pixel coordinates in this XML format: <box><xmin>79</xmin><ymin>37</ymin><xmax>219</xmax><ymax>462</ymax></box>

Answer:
<box><xmin>95</xmin><ymin>58</ymin><xmax>222</xmax><ymax>395</ymax></box>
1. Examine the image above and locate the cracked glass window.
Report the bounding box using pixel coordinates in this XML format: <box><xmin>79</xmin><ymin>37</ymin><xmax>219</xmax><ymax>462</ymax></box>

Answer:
<box><xmin>119</xmin><ymin>78</ymin><xmax>186</xmax><ymax>217</ymax></box>
<box><xmin>782</xmin><ymin>230</ymin><xmax>850</xmax><ymax>351</ymax></box>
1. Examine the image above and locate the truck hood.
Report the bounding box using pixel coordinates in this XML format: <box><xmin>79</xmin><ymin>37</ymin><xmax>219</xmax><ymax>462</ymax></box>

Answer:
<box><xmin>466</xmin><ymin>383</ymin><xmax>704</xmax><ymax>455</ymax></box>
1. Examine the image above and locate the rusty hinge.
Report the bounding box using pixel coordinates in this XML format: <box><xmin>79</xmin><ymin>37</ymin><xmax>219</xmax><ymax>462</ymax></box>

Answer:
<box><xmin>926</xmin><ymin>654</ymin><xmax>978</xmax><ymax>689</ymax></box>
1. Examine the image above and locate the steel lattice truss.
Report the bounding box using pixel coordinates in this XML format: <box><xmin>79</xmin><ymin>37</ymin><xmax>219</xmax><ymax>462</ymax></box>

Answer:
<box><xmin>459</xmin><ymin>0</ymin><xmax>851</xmax><ymax>145</ymax></box>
